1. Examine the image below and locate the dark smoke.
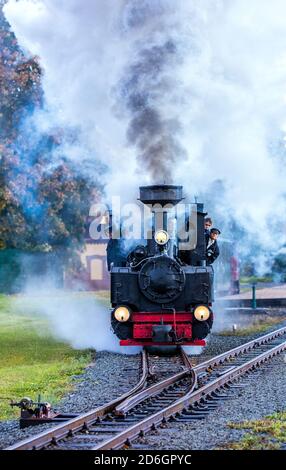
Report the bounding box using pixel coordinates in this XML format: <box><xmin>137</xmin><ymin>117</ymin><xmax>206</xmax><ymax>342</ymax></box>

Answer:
<box><xmin>6</xmin><ymin>0</ymin><xmax>286</xmax><ymax>267</ymax></box>
<box><xmin>119</xmin><ymin>27</ymin><xmax>187</xmax><ymax>182</ymax></box>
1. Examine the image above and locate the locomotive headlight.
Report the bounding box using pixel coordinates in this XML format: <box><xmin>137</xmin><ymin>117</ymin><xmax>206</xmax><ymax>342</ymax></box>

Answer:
<box><xmin>194</xmin><ymin>305</ymin><xmax>210</xmax><ymax>322</ymax></box>
<box><xmin>155</xmin><ymin>230</ymin><xmax>169</xmax><ymax>246</ymax></box>
<box><xmin>114</xmin><ymin>306</ymin><xmax>131</xmax><ymax>322</ymax></box>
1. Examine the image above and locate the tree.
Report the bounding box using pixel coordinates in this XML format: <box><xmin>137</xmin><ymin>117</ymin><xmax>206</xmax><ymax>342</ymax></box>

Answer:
<box><xmin>0</xmin><ymin>5</ymin><xmax>102</xmax><ymax>252</ymax></box>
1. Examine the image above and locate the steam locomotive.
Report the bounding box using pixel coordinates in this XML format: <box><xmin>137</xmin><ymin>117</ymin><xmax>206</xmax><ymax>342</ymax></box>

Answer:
<box><xmin>108</xmin><ymin>185</ymin><xmax>214</xmax><ymax>347</ymax></box>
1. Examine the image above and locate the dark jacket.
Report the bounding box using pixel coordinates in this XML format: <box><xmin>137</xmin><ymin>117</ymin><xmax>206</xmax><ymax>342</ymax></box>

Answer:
<box><xmin>106</xmin><ymin>239</ymin><xmax>126</xmax><ymax>270</ymax></box>
<box><xmin>205</xmin><ymin>236</ymin><xmax>220</xmax><ymax>265</ymax></box>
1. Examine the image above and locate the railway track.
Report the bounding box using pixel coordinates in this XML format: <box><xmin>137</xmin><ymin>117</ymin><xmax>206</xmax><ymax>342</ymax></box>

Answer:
<box><xmin>5</xmin><ymin>346</ymin><xmax>192</xmax><ymax>450</ymax></box>
<box><xmin>6</xmin><ymin>326</ymin><xmax>286</xmax><ymax>451</ymax></box>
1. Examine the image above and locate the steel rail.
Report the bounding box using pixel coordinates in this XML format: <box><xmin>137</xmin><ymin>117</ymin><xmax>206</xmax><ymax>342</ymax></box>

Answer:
<box><xmin>6</xmin><ymin>326</ymin><xmax>286</xmax><ymax>451</ymax></box>
<box><xmin>92</xmin><ymin>339</ymin><xmax>286</xmax><ymax>450</ymax></box>
<box><xmin>115</xmin><ymin>347</ymin><xmax>194</xmax><ymax>416</ymax></box>
<box><xmin>115</xmin><ymin>326</ymin><xmax>286</xmax><ymax>415</ymax></box>
<box><xmin>194</xmin><ymin>325</ymin><xmax>286</xmax><ymax>374</ymax></box>
<box><xmin>5</xmin><ymin>350</ymin><xmax>148</xmax><ymax>451</ymax></box>
<box><xmin>5</xmin><ymin>347</ymin><xmax>190</xmax><ymax>450</ymax></box>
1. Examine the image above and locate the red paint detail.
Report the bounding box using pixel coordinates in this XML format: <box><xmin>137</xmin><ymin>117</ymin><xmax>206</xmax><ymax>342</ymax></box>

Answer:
<box><xmin>120</xmin><ymin>339</ymin><xmax>206</xmax><ymax>346</ymax></box>
<box><xmin>119</xmin><ymin>311</ymin><xmax>214</xmax><ymax>347</ymax></box>
<box><xmin>177</xmin><ymin>324</ymin><xmax>192</xmax><ymax>338</ymax></box>
<box><xmin>132</xmin><ymin>313</ymin><xmax>192</xmax><ymax>322</ymax></box>
<box><xmin>133</xmin><ymin>324</ymin><xmax>153</xmax><ymax>338</ymax></box>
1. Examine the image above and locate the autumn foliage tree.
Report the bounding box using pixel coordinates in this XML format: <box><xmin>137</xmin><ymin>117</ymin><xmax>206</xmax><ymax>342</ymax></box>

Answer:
<box><xmin>0</xmin><ymin>5</ymin><xmax>102</xmax><ymax>253</ymax></box>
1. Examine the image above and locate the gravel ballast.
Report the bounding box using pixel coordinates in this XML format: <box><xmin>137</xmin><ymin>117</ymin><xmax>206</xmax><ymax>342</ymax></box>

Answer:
<box><xmin>134</xmin><ymin>321</ymin><xmax>286</xmax><ymax>450</ymax></box>
<box><xmin>1</xmin><ymin>319</ymin><xmax>286</xmax><ymax>450</ymax></box>
<box><xmin>134</xmin><ymin>353</ymin><xmax>286</xmax><ymax>450</ymax></box>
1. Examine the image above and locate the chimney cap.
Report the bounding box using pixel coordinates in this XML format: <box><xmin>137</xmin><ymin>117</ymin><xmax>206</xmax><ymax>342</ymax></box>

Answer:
<box><xmin>139</xmin><ymin>184</ymin><xmax>184</xmax><ymax>205</ymax></box>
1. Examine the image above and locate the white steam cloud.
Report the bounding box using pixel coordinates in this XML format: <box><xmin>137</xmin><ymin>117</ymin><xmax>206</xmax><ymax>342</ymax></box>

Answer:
<box><xmin>17</xmin><ymin>285</ymin><xmax>141</xmax><ymax>354</ymax></box>
<box><xmin>4</xmin><ymin>0</ymin><xmax>286</xmax><ymax>250</ymax></box>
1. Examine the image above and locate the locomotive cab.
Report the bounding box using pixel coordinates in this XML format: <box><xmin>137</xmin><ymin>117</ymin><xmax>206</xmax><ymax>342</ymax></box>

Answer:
<box><xmin>109</xmin><ymin>184</ymin><xmax>214</xmax><ymax>346</ymax></box>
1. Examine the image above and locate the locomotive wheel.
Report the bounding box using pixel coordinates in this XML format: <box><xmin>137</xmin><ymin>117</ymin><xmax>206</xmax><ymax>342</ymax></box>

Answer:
<box><xmin>111</xmin><ymin>315</ymin><xmax>132</xmax><ymax>340</ymax></box>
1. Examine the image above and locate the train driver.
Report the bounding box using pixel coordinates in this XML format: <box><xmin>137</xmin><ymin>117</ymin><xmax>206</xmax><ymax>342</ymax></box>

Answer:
<box><xmin>206</xmin><ymin>228</ymin><xmax>220</xmax><ymax>265</ymax></box>
<box><xmin>204</xmin><ymin>217</ymin><xmax>213</xmax><ymax>236</ymax></box>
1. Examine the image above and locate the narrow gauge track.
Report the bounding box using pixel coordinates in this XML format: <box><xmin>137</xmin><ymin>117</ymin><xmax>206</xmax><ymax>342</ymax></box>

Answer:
<box><xmin>6</xmin><ymin>326</ymin><xmax>286</xmax><ymax>451</ymax></box>
<box><xmin>6</xmin><ymin>346</ymin><xmax>193</xmax><ymax>450</ymax></box>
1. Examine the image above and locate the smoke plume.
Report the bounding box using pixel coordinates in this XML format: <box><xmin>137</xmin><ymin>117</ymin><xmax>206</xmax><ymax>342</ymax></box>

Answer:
<box><xmin>4</xmin><ymin>0</ymin><xmax>286</xmax><ymax>246</ymax></box>
<box><xmin>4</xmin><ymin>1</ymin><xmax>286</xmax><ymax>264</ymax></box>
<box><xmin>116</xmin><ymin>3</ymin><xmax>187</xmax><ymax>183</ymax></box>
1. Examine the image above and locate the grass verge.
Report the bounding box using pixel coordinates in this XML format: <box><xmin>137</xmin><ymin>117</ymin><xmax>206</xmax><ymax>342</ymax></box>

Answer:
<box><xmin>0</xmin><ymin>294</ymin><xmax>93</xmax><ymax>420</ymax></box>
<box><xmin>219</xmin><ymin>316</ymin><xmax>286</xmax><ymax>336</ymax></box>
<box><xmin>220</xmin><ymin>411</ymin><xmax>286</xmax><ymax>450</ymax></box>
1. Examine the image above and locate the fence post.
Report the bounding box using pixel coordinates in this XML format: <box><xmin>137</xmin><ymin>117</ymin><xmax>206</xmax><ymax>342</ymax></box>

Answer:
<box><xmin>252</xmin><ymin>283</ymin><xmax>257</xmax><ymax>310</ymax></box>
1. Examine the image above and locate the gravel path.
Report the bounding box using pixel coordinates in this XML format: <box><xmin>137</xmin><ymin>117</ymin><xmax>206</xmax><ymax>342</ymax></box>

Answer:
<box><xmin>0</xmin><ymin>351</ymin><xmax>140</xmax><ymax>449</ymax></box>
<box><xmin>1</xmin><ymin>319</ymin><xmax>286</xmax><ymax>450</ymax></box>
<box><xmin>222</xmin><ymin>283</ymin><xmax>286</xmax><ymax>300</ymax></box>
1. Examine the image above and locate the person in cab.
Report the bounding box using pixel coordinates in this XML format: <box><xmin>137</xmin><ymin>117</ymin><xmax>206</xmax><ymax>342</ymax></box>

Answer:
<box><xmin>206</xmin><ymin>228</ymin><xmax>220</xmax><ymax>265</ymax></box>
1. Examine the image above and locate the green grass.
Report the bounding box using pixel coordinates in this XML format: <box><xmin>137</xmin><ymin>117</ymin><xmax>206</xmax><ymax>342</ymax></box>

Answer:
<box><xmin>221</xmin><ymin>411</ymin><xmax>286</xmax><ymax>450</ymax></box>
<box><xmin>0</xmin><ymin>294</ymin><xmax>94</xmax><ymax>420</ymax></box>
<box><xmin>219</xmin><ymin>316</ymin><xmax>286</xmax><ymax>336</ymax></box>
<box><xmin>240</xmin><ymin>276</ymin><xmax>273</xmax><ymax>284</ymax></box>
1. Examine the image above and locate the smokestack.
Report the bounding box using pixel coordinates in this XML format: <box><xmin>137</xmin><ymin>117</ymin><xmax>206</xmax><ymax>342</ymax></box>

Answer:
<box><xmin>139</xmin><ymin>184</ymin><xmax>183</xmax><ymax>257</ymax></box>
<box><xmin>139</xmin><ymin>184</ymin><xmax>183</xmax><ymax>206</ymax></box>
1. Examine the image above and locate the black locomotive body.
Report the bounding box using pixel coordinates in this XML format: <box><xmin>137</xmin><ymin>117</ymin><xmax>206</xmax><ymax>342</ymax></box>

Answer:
<box><xmin>109</xmin><ymin>185</ymin><xmax>214</xmax><ymax>346</ymax></box>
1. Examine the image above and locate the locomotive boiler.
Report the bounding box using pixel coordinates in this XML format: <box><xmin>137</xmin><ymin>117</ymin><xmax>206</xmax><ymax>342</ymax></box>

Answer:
<box><xmin>108</xmin><ymin>184</ymin><xmax>214</xmax><ymax>347</ymax></box>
